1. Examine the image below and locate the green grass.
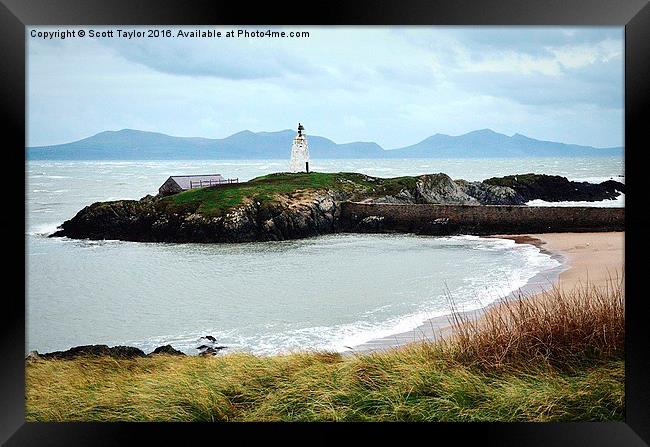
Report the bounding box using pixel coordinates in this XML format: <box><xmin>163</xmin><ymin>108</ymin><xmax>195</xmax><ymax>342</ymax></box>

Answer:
<box><xmin>161</xmin><ymin>172</ymin><xmax>419</xmax><ymax>216</ymax></box>
<box><xmin>25</xmin><ymin>350</ymin><xmax>623</xmax><ymax>422</ymax></box>
<box><xmin>483</xmin><ymin>173</ymin><xmax>564</xmax><ymax>189</ymax></box>
<box><xmin>26</xmin><ymin>278</ymin><xmax>624</xmax><ymax>422</ymax></box>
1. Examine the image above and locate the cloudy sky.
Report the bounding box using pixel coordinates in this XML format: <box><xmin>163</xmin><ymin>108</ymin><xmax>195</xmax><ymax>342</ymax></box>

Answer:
<box><xmin>27</xmin><ymin>26</ymin><xmax>623</xmax><ymax>148</ymax></box>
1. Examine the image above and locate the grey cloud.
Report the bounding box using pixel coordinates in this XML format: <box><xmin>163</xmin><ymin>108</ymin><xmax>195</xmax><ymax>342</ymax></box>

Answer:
<box><xmin>390</xmin><ymin>27</ymin><xmax>623</xmax><ymax>109</ymax></box>
<box><xmin>99</xmin><ymin>36</ymin><xmax>316</xmax><ymax>80</ymax></box>
<box><xmin>449</xmin><ymin>27</ymin><xmax>621</xmax><ymax>55</ymax></box>
<box><xmin>397</xmin><ymin>27</ymin><xmax>622</xmax><ymax>58</ymax></box>
<box><xmin>450</xmin><ymin>69</ymin><xmax>622</xmax><ymax>109</ymax></box>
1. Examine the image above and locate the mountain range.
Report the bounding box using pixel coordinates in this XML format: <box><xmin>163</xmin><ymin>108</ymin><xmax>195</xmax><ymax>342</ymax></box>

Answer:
<box><xmin>26</xmin><ymin>128</ymin><xmax>623</xmax><ymax>160</ymax></box>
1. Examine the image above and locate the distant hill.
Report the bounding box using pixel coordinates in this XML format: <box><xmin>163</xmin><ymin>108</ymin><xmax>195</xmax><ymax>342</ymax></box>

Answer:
<box><xmin>386</xmin><ymin>129</ymin><xmax>623</xmax><ymax>158</ymax></box>
<box><xmin>26</xmin><ymin>128</ymin><xmax>623</xmax><ymax>160</ymax></box>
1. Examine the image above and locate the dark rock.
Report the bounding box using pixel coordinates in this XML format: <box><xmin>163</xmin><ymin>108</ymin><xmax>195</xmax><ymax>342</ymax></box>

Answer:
<box><xmin>356</xmin><ymin>215</ymin><xmax>385</xmax><ymax>232</ymax></box>
<box><xmin>40</xmin><ymin>344</ymin><xmax>146</xmax><ymax>360</ymax></box>
<box><xmin>484</xmin><ymin>174</ymin><xmax>624</xmax><ymax>202</ymax></box>
<box><xmin>197</xmin><ymin>334</ymin><xmax>227</xmax><ymax>357</ymax></box>
<box><xmin>149</xmin><ymin>345</ymin><xmax>185</xmax><ymax>356</ymax></box>
<box><xmin>198</xmin><ymin>346</ymin><xmax>227</xmax><ymax>357</ymax></box>
<box><xmin>600</xmin><ymin>180</ymin><xmax>625</xmax><ymax>194</ymax></box>
<box><xmin>418</xmin><ymin>217</ymin><xmax>458</xmax><ymax>236</ymax></box>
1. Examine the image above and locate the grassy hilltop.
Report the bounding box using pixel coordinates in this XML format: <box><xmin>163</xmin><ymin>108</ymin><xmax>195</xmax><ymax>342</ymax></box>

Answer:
<box><xmin>162</xmin><ymin>171</ymin><xmax>624</xmax><ymax>217</ymax></box>
<box><xmin>26</xmin><ymin>279</ymin><xmax>624</xmax><ymax>422</ymax></box>
<box><xmin>164</xmin><ymin>172</ymin><xmax>418</xmax><ymax>216</ymax></box>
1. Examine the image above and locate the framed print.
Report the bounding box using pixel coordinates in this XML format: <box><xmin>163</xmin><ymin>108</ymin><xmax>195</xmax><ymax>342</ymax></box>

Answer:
<box><xmin>2</xmin><ymin>0</ymin><xmax>649</xmax><ymax>444</ymax></box>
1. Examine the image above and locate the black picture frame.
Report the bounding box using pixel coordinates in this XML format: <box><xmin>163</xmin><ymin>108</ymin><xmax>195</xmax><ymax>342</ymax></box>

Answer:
<box><xmin>2</xmin><ymin>0</ymin><xmax>649</xmax><ymax>444</ymax></box>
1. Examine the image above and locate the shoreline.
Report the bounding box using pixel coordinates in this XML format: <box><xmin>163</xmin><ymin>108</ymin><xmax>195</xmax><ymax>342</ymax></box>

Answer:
<box><xmin>350</xmin><ymin>231</ymin><xmax>624</xmax><ymax>354</ymax></box>
<box><xmin>29</xmin><ymin>231</ymin><xmax>624</xmax><ymax>359</ymax></box>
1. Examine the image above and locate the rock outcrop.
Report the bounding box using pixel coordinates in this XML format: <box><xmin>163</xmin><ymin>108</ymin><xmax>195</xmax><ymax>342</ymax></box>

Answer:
<box><xmin>454</xmin><ymin>180</ymin><xmax>522</xmax><ymax>205</ymax></box>
<box><xmin>30</xmin><ymin>344</ymin><xmax>187</xmax><ymax>360</ymax></box>
<box><xmin>150</xmin><ymin>345</ymin><xmax>185</xmax><ymax>356</ymax></box>
<box><xmin>38</xmin><ymin>345</ymin><xmax>147</xmax><ymax>360</ymax></box>
<box><xmin>51</xmin><ymin>189</ymin><xmax>349</xmax><ymax>243</ymax></box>
<box><xmin>484</xmin><ymin>174</ymin><xmax>624</xmax><ymax>202</ymax></box>
<box><xmin>365</xmin><ymin>173</ymin><xmax>481</xmax><ymax>205</ymax></box>
<box><xmin>50</xmin><ymin>172</ymin><xmax>624</xmax><ymax>244</ymax></box>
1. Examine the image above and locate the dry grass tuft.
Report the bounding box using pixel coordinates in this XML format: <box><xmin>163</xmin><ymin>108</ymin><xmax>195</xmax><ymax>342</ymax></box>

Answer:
<box><xmin>447</xmin><ymin>274</ymin><xmax>624</xmax><ymax>370</ymax></box>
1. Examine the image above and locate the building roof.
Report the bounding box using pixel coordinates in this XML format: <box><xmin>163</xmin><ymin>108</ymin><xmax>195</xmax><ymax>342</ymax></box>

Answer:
<box><xmin>168</xmin><ymin>174</ymin><xmax>223</xmax><ymax>190</ymax></box>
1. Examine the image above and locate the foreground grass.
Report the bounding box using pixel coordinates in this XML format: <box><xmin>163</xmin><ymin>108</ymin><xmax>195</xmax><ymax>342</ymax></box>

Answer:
<box><xmin>163</xmin><ymin>172</ymin><xmax>417</xmax><ymax>216</ymax></box>
<box><xmin>26</xmin><ymin>278</ymin><xmax>624</xmax><ymax>422</ymax></box>
<box><xmin>26</xmin><ymin>351</ymin><xmax>623</xmax><ymax>422</ymax></box>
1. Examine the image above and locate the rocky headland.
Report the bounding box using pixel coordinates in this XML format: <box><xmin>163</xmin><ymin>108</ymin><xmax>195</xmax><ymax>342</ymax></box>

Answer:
<box><xmin>27</xmin><ymin>335</ymin><xmax>228</xmax><ymax>360</ymax></box>
<box><xmin>50</xmin><ymin>172</ymin><xmax>624</xmax><ymax>243</ymax></box>
<box><xmin>26</xmin><ymin>344</ymin><xmax>184</xmax><ymax>361</ymax></box>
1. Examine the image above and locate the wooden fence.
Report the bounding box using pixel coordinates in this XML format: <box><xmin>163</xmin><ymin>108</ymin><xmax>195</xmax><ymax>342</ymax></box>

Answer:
<box><xmin>189</xmin><ymin>178</ymin><xmax>239</xmax><ymax>189</ymax></box>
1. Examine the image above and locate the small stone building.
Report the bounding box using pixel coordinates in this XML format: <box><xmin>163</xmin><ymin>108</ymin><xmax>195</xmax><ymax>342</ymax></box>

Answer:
<box><xmin>158</xmin><ymin>174</ymin><xmax>227</xmax><ymax>196</ymax></box>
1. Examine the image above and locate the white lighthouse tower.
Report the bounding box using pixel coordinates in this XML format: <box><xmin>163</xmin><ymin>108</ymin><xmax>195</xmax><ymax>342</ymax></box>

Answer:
<box><xmin>289</xmin><ymin>122</ymin><xmax>310</xmax><ymax>173</ymax></box>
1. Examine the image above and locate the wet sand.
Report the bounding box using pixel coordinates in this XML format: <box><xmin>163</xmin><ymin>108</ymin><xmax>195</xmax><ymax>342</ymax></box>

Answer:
<box><xmin>351</xmin><ymin>232</ymin><xmax>624</xmax><ymax>354</ymax></box>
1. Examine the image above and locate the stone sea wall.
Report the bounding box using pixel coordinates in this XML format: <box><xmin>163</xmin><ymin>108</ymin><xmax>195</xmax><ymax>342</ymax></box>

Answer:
<box><xmin>340</xmin><ymin>202</ymin><xmax>624</xmax><ymax>235</ymax></box>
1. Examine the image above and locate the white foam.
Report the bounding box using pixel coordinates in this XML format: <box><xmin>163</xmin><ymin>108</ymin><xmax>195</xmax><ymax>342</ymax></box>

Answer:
<box><xmin>28</xmin><ymin>222</ymin><xmax>61</xmax><ymax>236</ymax></box>
<box><xmin>130</xmin><ymin>236</ymin><xmax>561</xmax><ymax>356</ymax></box>
<box><xmin>310</xmin><ymin>239</ymin><xmax>558</xmax><ymax>353</ymax></box>
<box><xmin>568</xmin><ymin>175</ymin><xmax>625</xmax><ymax>184</ymax></box>
<box><xmin>527</xmin><ymin>192</ymin><xmax>624</xmax><ymax>208</ymax></box>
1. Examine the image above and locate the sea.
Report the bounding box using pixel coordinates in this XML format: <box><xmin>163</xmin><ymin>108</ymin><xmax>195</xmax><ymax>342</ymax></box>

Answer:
<box><xmin>26</xmin><ymin>157</ymin><xmax>624</xmax><ymax>355</ymax></box>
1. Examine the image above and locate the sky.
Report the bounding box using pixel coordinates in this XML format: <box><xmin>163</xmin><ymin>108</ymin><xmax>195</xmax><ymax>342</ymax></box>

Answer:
<box><xmin>27</xmin><ymin>26</ymin><xmax>624</xmax><ymax>148</ymax></box>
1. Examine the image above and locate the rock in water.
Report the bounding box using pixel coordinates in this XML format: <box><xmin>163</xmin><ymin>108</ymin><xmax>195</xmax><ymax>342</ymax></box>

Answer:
<box><xmin>357</xmin><ymin>215</ymin><xmax>385</xmax><ymax>232</ymax></box>
<box><xmin>150</xmin><ymin>345</ymin><xmax>185</xmax><ymax>356</ymax></box>
<box><xmin>484</xmin><ymin>174</ymin><xmax>624</xmax><ymax>202</ymax></box>
<box><xmin>196</xmin><ymin>335</ymin><xmax>227</xmax><ymax>357</ymax></box>
<box><xmin>198</xmin><ymin>346</ymin><xmax>227</xmax><ymax>357</ymax></box>
<box><xmin>39</xmin><ymin>345</ymin><xmax>146</xmax><ymax>360</ymax></box>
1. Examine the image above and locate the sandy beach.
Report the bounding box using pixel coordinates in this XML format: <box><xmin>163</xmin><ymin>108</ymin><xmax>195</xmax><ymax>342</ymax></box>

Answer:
<box><xmin>514</xmin><ymin>232</ymin><xmax>624</xmax><ymax>290</ymax></box>
<box><xmin>353</xmin><ymin>232</ymin><xmax>624</xmax><ymax>353</ymax></box>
